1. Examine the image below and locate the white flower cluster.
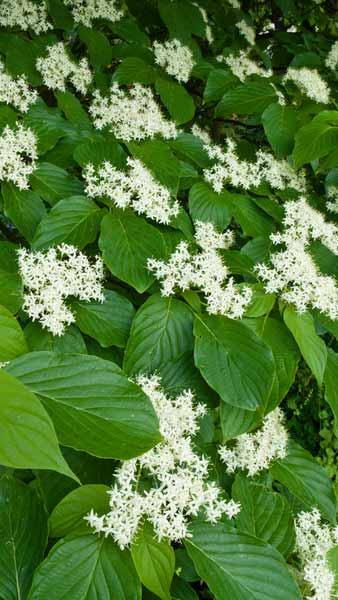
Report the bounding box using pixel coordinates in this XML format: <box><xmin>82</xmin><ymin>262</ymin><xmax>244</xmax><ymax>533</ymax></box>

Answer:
<box><xmin>148</xmin><ymin>221</ymin><xmax>252</xmax><ymax>319</ymax></box>
<box><xmin>18</xmin><ymin>245</ymin><xmax>104</xmax><ymax>336</ymax></box>
<box><xmin>0</xmin><ymin>60</ymin><xmax>37</xmax><ymax>113</ymax></box>
<box><xmin>227</xmin><ymin>0</ymin><xmax>241</xmax><ymax>7</ymax></box>
<box><xmin>86</xmin><ymin>375</ymin><xmax>240</xmax><ymax>548</ymax></box>
<box><xmin>84</xmin><ymin>158</ymin><xmax>179</xmax><ymax>224</ymax></box>
<box><xmin>0</xmin><ymin>124</ymin><xmax>37</xmax><ymax>189</ymax></box>
<box><xmin>219</xmin><ymin>50</ymin><xmax>272</xmax><ymax>82</ymax></box>
<box><xmin>236</xmin><ymin>20</ymin><xmax>255</xmax><ymax>45</ymax></box>
<box><xmin>219</xmin><ymin>408</ymin><xmax>288</xmax><ymax>477</ymax></box>
<box><xmin>256</xmin><ymin>197</ymin><xmax>338</xmax><ymax>319</ymax></box>
<box><xmin>153</xmin><ymin>39</ymin><xmax>195</xmax><ymax>83</ymax></box>
<box><xmin>191</xmin><ymin>123</ymin><xmax>212</xmax><ymax>145</ymax></box>
<box><xmin>325</xmin><ymin>41</ymin><xmax>338</xmax><ymax>71</ymax></box>
<box><xmin>36</xmin><ymin>43</ymin><xmax>92</xmax><ymax>94</ymax></box>
<box><xmin>89</xmin><ymin>83</ymin><xmax>177</xmax><ymax>141</ymax></box>
<box><xmin>0</xmin><ymin>0</ymin><xmax>51</xmax><ymax>33</ymax></box>
<box><xmin>326</xmin><ymin>187</ymin><xmax>338</xmax><ymax>214</ymax></box>
<box><xmin>295</xmin><ymin>509</ymin><xmax>338</xmax><ymax>600</ymax></box>
<box><xmin>63</xmin><ymin>0</ymin><xmax>123</xmax><ymax>26</ymax></box>
<box><xmin>204</xmin><ymin>139</ymin><xmax>306</xmax><ymax>193</ymax></box>
<box><xmin>283</xmin><ymin>67</ymin><xmax>330</xmax><ymax>104</ymax></box>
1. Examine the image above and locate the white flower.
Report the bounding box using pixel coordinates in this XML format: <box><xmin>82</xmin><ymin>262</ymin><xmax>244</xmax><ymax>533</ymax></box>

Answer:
<box><xmin>222</xmin><ymin>50</ymin><xmax>272</xmax><ymax>82</ymax></box>
<box><xmin>204</xmin><ymin>139</ymin><xmax>305</xmax><ymax>193</ymax></box>
<box><xmin>85</xmin><ymin>375</ymin><xmax>240</xmax><ymax>548</ymax></box>
<box><xmin>36</xmin><ymin>42</ymin><xmax>92</xmax><ymax>94</ymax></box>
<box><xmin>84</xmin><ymin>158</ymin><xmax>179</xmax><ymax>224</ymax></box>
<box><xmin>0</xmin><ymin>0</ymin><xmax>51</xmax><ymax>33</ymax></box>
<box><xmin>89</xmin><ymin>83</ymin><xmax>177</xmax><ymax>141</ymax></box>
<box><xmin>236</xmin><ymin>20</ymin><xmax>255</xmax><ymax>45</ymax></box>
<box><xmin>63</xmin><ymin>0</ymin><xmax>123</xmax><ymax>26</ymax></box>
<box><xmin>283</xmin><ymin>67</ymin><xmax>330</xmax><ymax>104</ymax></box>
<box><xmin>227</xmin><ymin>0</ymin><xmax>241</xmax><ymax>7</ymax></box>
<box><xmin>219</xmin><ymin>408</ymin><xmax>288</xmax><ymax>476</ymax></box>
<box><xmin>295</xmin><ymin>509</ymin><xmax>338</xmax><ymax>600</ymax></box>
<box><xmin>325</xmin><ymin>41</ymin><xmax>338</xmax><ymax>71</ymax></box>
<box><xmin>326</xmin><ymin>187</ymin><xmax>338</xmax><ymax>214</ymax></box>
<box><xmin>153</xmin><ymin>39</ymin><xmax>195</xmax><ymax>83</ymax></box>
<box><xmin>0</xmin><ymin>124</ymin><xmax>37</xmax><ymax>189</ymax></box>
<box><xmin>191</xmin><ymin>123</ymin><xmax>212</xmax><ymax>145</ymax></box>
<box><xmin>148</xmin><ymin>221</ymin><xmax>252</xmax><ymax>319</ymax></box>
<box><xmin>256</xmin><ymin>197</ymin><xmax>338</xmax><ymax>319</ymax></box>
<box><xmin>0</xmin><ymin>361</ymin><xmax>9</xmax><ymax>369</ymax></box>
<box><xmin>18</xmin><ymin>245</ymin><xmax>104</xmax><ymax>336</ymax></box>
<box><xmin>0</xmin><ymin>60</ymin><xmax>37</xmax><ymax>112</ymax></box>
<box><xmin>194</xmin><ymin>4</ymin><xmax>213</xmax><ymax>44</ymax></box>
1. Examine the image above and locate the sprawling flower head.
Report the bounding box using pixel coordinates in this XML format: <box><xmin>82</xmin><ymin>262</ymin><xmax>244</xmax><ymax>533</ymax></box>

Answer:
<box><xmin>325</xmin><ymin>41</ymin><xmax>338</xmax><ymax>71</ymax></box>
<box><xmin>89</xmin><ymin>83</ymin><xmax>177</xmax><ymax>141</ymax></box>
<box><xmin>0</xmin><ymin>0</ymin><xmax>51</xmax><ymax>33</ymax></box>
<box><xmin>0</xmin><ymin>124</ymin><xmax>37</xmax><ymax>189</ymax></box>
<box><xmin>36</xmin><ymin>42</ymin><xmax>92</xmax><ymax>94</ymax></box>
<box><xmin>63</xmin><ymin>0</ymin><xmax>123</xmax><ymax>26</ymax></box>
<box><xmin>153</xmin><ymin>39</ymin><xmax>195</xmax><ymax>83</ymax></box>
<box><xmin>86</xmin><ymin>375</ymin><xmax>240</xmax><ymax>548</ymax></box>
<box><xmin>220</xmin><ymin>50</ymin><xmax>272</xmax><ymax>82</ymax></box>
<box><xmin>256</xmin><ymin>197</ymin><xmax>338</xmax><ymax>319</ymax></box>
<box><xmin>219</xmin><ymin>408</ymin><xmax>288</xmax><ymax>476</ymax></box>
<box><xmin>295</xmin><ymin>509</ymin><xmax>338</xmax><ymax>600</ymax></box>
<box><xmin>191</xmin><ymin>123</ymin><xmax>212</xmax><ymax>145</ymax></box>
<box><xmin>283</xmin><ymin>67</ymin><xmax>330</xmax><ymax>104</ymax></box>
<box><xmin>236</xmin><ymin>19</ymin><xmax>255</xmax><ymax>45</ymax></box>
<box><xmin>148</xmin><ymin>221</ymin><xmax>252</xmax><ymax>319</ymax></box>
<box><xmin>204</xmin><ymin>139</ymin><xmax>305</xmax><ymax>193</ymax></box>
<box><xmin>18</xmin><ymin>245</ymin><xmax>104</xmax><ymax>336</ymax></box>
<box><xmin>84</xmin><ymin>158</ymin><xmax>179</xmax><ymax>224</ymax></box>
<box><xmin>0</xmin><ymin>60</ymin><xmax>37</xmax><ymax>112</ymax></box>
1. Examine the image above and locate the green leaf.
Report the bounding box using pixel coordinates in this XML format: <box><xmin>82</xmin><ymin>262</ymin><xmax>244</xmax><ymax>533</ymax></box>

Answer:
<box><xmin>271</xmin><ymin>440</ymin><xmax>336</xmax><ymax>523</ymax></box>
<box><xmin>73</xmin><ymin>289</ymin><xmax>135</xmax><ymax>348</ymax></box>
<box><xmin>78</xmin><ymin>26</ymin><xmax>112</xmax><ymax>67</ymax></box>
<box><xmin>204</xmin><ymin>69</ymin><xmax>238</xmax><ymax>104</ymax></box>
<box><xmin>327</xmin><ymin>546</ymin><xmax>338</xmax><ymax>596</ymax></box>
<box><xmin>169</xmin><ymin>133</ymin><xmax>211</xmax><ymax>168</ymax></box>
<box><xmin>283</xmin><ymin>307</ymin><xmax>327</xmax><ymax>386</ymax></box>
<box><xmin>56</xmin><ymin>91</ymin><xmax>92</xmax><ymax>129</ymax></box>
<box><xmin>185</xmin><ymin>521</ymin><xmax>301</xmax><ymax>600</ymax></box>
<box><xmin>0</xmin><ymin>243</ymin><xmax>23</xmax><ymax>314</ymax></box>
<box><xmin>2</xmin><ymin>182</ymin><xmax>46</xmax><ymax>243</ymax></box>
<box><xmin>30</xmin><ymin>162</ymin><xmax>83</xmax><ymax>206</ymax></box>
<box><xmin>262</xmin><ymin>103</ymin><xmax>298</xmax><ymax>157</ymax></box>
<box><xmin>73</xmin><ymin>137</ymin><xmax>126</xmax><ymax>169</ymax></box>
<box><xmin>220</xmin><ymin>402</ymin><xmax>260</xmax><ymax>440</ymax></box>
<box><xmin>114</xmin><ymin>57</ymin><xmax>157</xmax><ymax>84</ymax></box>
<box><xmin>131</xmin><ymin>522</ymin><xmax>175</xmax><ymax>600</ymax></box>
<box><xmin>158</xmin><ymin>0</ymin><xmax>205</xmax><ymax>40</ymax></box>
<box><xmin>7</xmin><ymin>352</ymin><xmax>161</xmax><ymax>460</ymax></box>
<box><xmin>5</xmin><ymin>36</ymin><xmax>42</xmax><ymax>85</ymax></box>
<box><xmin>28</xmin><ymin>533</ymin><xmax>141</xmax><ymax>600</ymax></box>
<box><xmin>155</xmin><ymin>78</ymin><xmax>195</xmax><ymax>125</ymax></box>
<box><xmin>47</xmin><ymin>0</ymin><xmax>74</xmax><ymax>30</ymax></box>
<box><xmin>0</xmin><ymin>476</ymin><xmax>48</xmax><ymax>600</ymax></box>
<box><xmin>232</xmin><ymin>475</ymin><xmax>295</xmax><ymax>557</ymax></box>
<box><xmin>124</xmin><ymin>294</ymin><xmax>194</xmax><ymax>375</ymax></box>
<box><xmin>128</xmin><ymin>139</ymin><xmax>181</xmax><ymax>194</ymax></box>
<box><xmin>99</xmin><ymin>210</ymin><xmax>166</xmax><ymax>293</ymax></box>
<box><xmin>188</xmin><ymin>182</ymin><xmax>231</xmax><ymax>229</ymax></box>
<box><xmin>0</xmin><ymin>369</ymin><xmax>78</xmax><ymax>481</ymax></box>
<box><xmin>293</xmin><ymin>120</ymin><xmax>338</xmax><ymax>169</ymax></box>
<box><xmin>216</xmin><ymin>81</ymin><xmax>276</xmax><ymax>116</ymax></box>
<box><xmin>159</xmin><ymin>351</ymin><xmax>218</xmax><ymax>407</ymax></box>
<box><xmin>25</xmin><ymin>322</ymin><xmax>86</xmax><ymax>354</ymax></box>
<box><xmin>324</xmin><ymin>349</ymin><xmax>338</xmax><ymax>436</ymax></box>
<box><xmin>229</xmin><ymin>195</ymin><xmax>275</xmax><ymax>238</ymax></box>
<box><xmin>0</xmin><ymin>305</ymin><xmax>28</xmax><ymax>362</ymax></box>
<box><xmin>194</xmin><ymin>314</ymin><xmax>275</xmax><ymax>410</ymax></box>
<box><xmin>24</xmin><ymin>100</ymin><xmax>71</xmax><ymax>155</ymax></box>
<box><xmin>32</xmin><ymin>196</ymin><xmax>102</xmax><ymax>250</ymax></box>
<box><xmin>49</xmin><ymin>484</ymin><xmax>110</xmax><ymax>538</ymax></box>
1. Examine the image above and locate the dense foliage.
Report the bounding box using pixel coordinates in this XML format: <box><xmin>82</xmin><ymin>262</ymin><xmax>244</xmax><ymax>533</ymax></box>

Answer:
<box><xmin>0</xmin><ymin>0</ymin><xmax>337</xmax><ymax>599</ymax></box>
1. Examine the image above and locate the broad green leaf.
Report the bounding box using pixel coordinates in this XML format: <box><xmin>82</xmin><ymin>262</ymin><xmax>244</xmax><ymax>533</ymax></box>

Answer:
<box><xmin>0</xmin><ymin>476</ymin><xmax>48</xmax><ymax>600</ymax></box>
<box><xmin>293</xmin><ymin>120</ymin><xmax>338</xmax><ymax>169</ymax></box>
<box><xmin>7</xmin><ymin>352</ymin><xmax>161</xmax><ymax>460</ymax></box>
<box><xmin>47</xmin><ymin>0</ymin><xmax>74</xmax><ymax>30</ymax></box>
<box><xmin>230</xmin><ymin>195</ymin><xmax>275</xmax><ymax>237</ymax></box>
<box><xmin>158</xmin><ymin>0</ymin><xmax>205</xmax><ymax>40</ymax></box>
<box><xmin>24</xmin><ymin>100</ymin><xmax>71</xmax><ymax>155</ymax></box>
<box><xmin>127</xmin><ymin>139</ymin><xmax>181</xmax><ymax>194</ymax></box>
<box><xmin>216</xmin><ymin>81</ymin><xmax>276</xmax><ymax>116</ymax></box>
<box><xmin>324</xmin><ymin>349</ymin><xmax>338</xmax><ymax>436</ymax></box>
<box><xmin>220</xmin><ymin>402</ymin><xmax>260</xmax><ymax>440</ymax></box>
<box><xmin>0</xmin><ymin>305</ymin><xmax>27</xmax><ymax>362</ymax></box>
<box><xmin>327</xmin><ymin>546</ymin><xmax>338</xmax><ymax>596</ymax></box>
<box><xmin>0</xmin><ymin>369</ymin><xmax>77</xmax><ymax>481</ymax></box>
<box><xmin>2</xmin><ymin>182</ymin><xmax>46</xmax><ymax>243</ymax></box>
<box><xmin>194</xmin><ymin>314</ymin><xmax>275</xmax><ymax>410</ymax></box>
<box><xmin>131</xmin><ymin>522</ymin><xmax>175</xmax><ymax>600</ymax></box>
<box><xmin>204</xmin><ymin>69</ymin><xmax>238</xmax><ymax>103</ymax></box>
<box><xmin>155</xmin><ymin>77</ymin><xmax>195</xmax><ymax>124</ymax></box>
<box><xmin>114</xmin><ymin>57</ymin><xmax>157</xmax><ymax>84</ymax></box>
<box><xmin>73</xmin><ymin>289</ymin><xmax>135</xmax><ymax>348</ymax></box>
<box><xmin>171</xmin><ymin>577</ymin><xmax>198</xmax><ymax>600</ymax></box>
<box><xmin>159</xmin><ymin>351</ymin><xmax>218</xmax><ymax>407</ymax></box>
<box><xmin>99</xmin><ymin>210</ymin><xmax>166</xmax><ymax>293</ymax></box>
<box><xmin>271</xmin><ymin>440</ymin><xmax>336</xmax><ymax>523</ymax></box>
<box><xmin>169</xmin><ymin>133</ymin><xmax>211</xmax><ymax>168</ymax></box>
<box><xmin>0</xmin><ymin>105</ymin><xmax>18</xmax><ymax>130</ymax></box>
<box><xmin>49</xmin><ymin>484</ymin><xmax>110</xmax><ymax>538</ymax></box>
<box><xmin>232</xmin><ymin>475</ymin><xmax>295</xmax><ymax>557</ymax></box>
<box><xmin>25</xmin><ymin>322</ymin><xmax>87</xmax><ymax>354</ymax></box>
<box><xmin>110</xmin><ymin>16</ymin><xmax>149</xmax><ymax>45</ymax></box>
<box><xmin>0</xmin><ymin>243</ymin><xmax>23</xmax><ymax>314</ymax></box>
<box><xmin>28</xmin><ymin>533</ymin><xmax>141</xmax><ymax>600</ymax></box>
<box><xmin>124</xmin><ymin>294</ymin><xmax>194</xmax><ymax>375</ymax></box>
<box><xmin>5</xmin><ymin>35</ymin><xmax>42</xmax><ymax>85</ymax></box>
<box><xmin>73</xmin><ymin>137</ymin><xmax>126</xmax><ymax>169</ymax></box>
<box><xmin>185</xmin><ymin>521</ymin><xmax>301</xmax><ymax>600</ymax></box>
<box><xmin>283</xmin><ymin>307</ymin><xmax>327</xmax><ymax>386</ymax></box>
<box><xmin>262</xmin><ymin>103</ymin><xmax>298</xmax><ymax>157</ymax></box>
<box><xmin>188</xmin><ymin>182</ymin><xmax>231</xmax><ymax>229</ymax></box>
<box><xmin>30</xmin><ymin>162</ymin><xmax>83</xmax><ymax>206</ymax></box>
<box><xmin>78</xmin><ymin>26</ymin><xmax>112</xmax><ymax>67</ymax></box>
<box><xmin>244</xmin><ymin>286</ymin><xmax>275</xmax><ymax>318</ymax></box>
<box><xmin>32</xmin><ymin>196</ymin><xmax>102</xmax><ymax>250</ymax></box>
<box><xmin>56</xmin><ymin>91</ymin><xmax>92</xmax><ymax>129</ymax></box>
